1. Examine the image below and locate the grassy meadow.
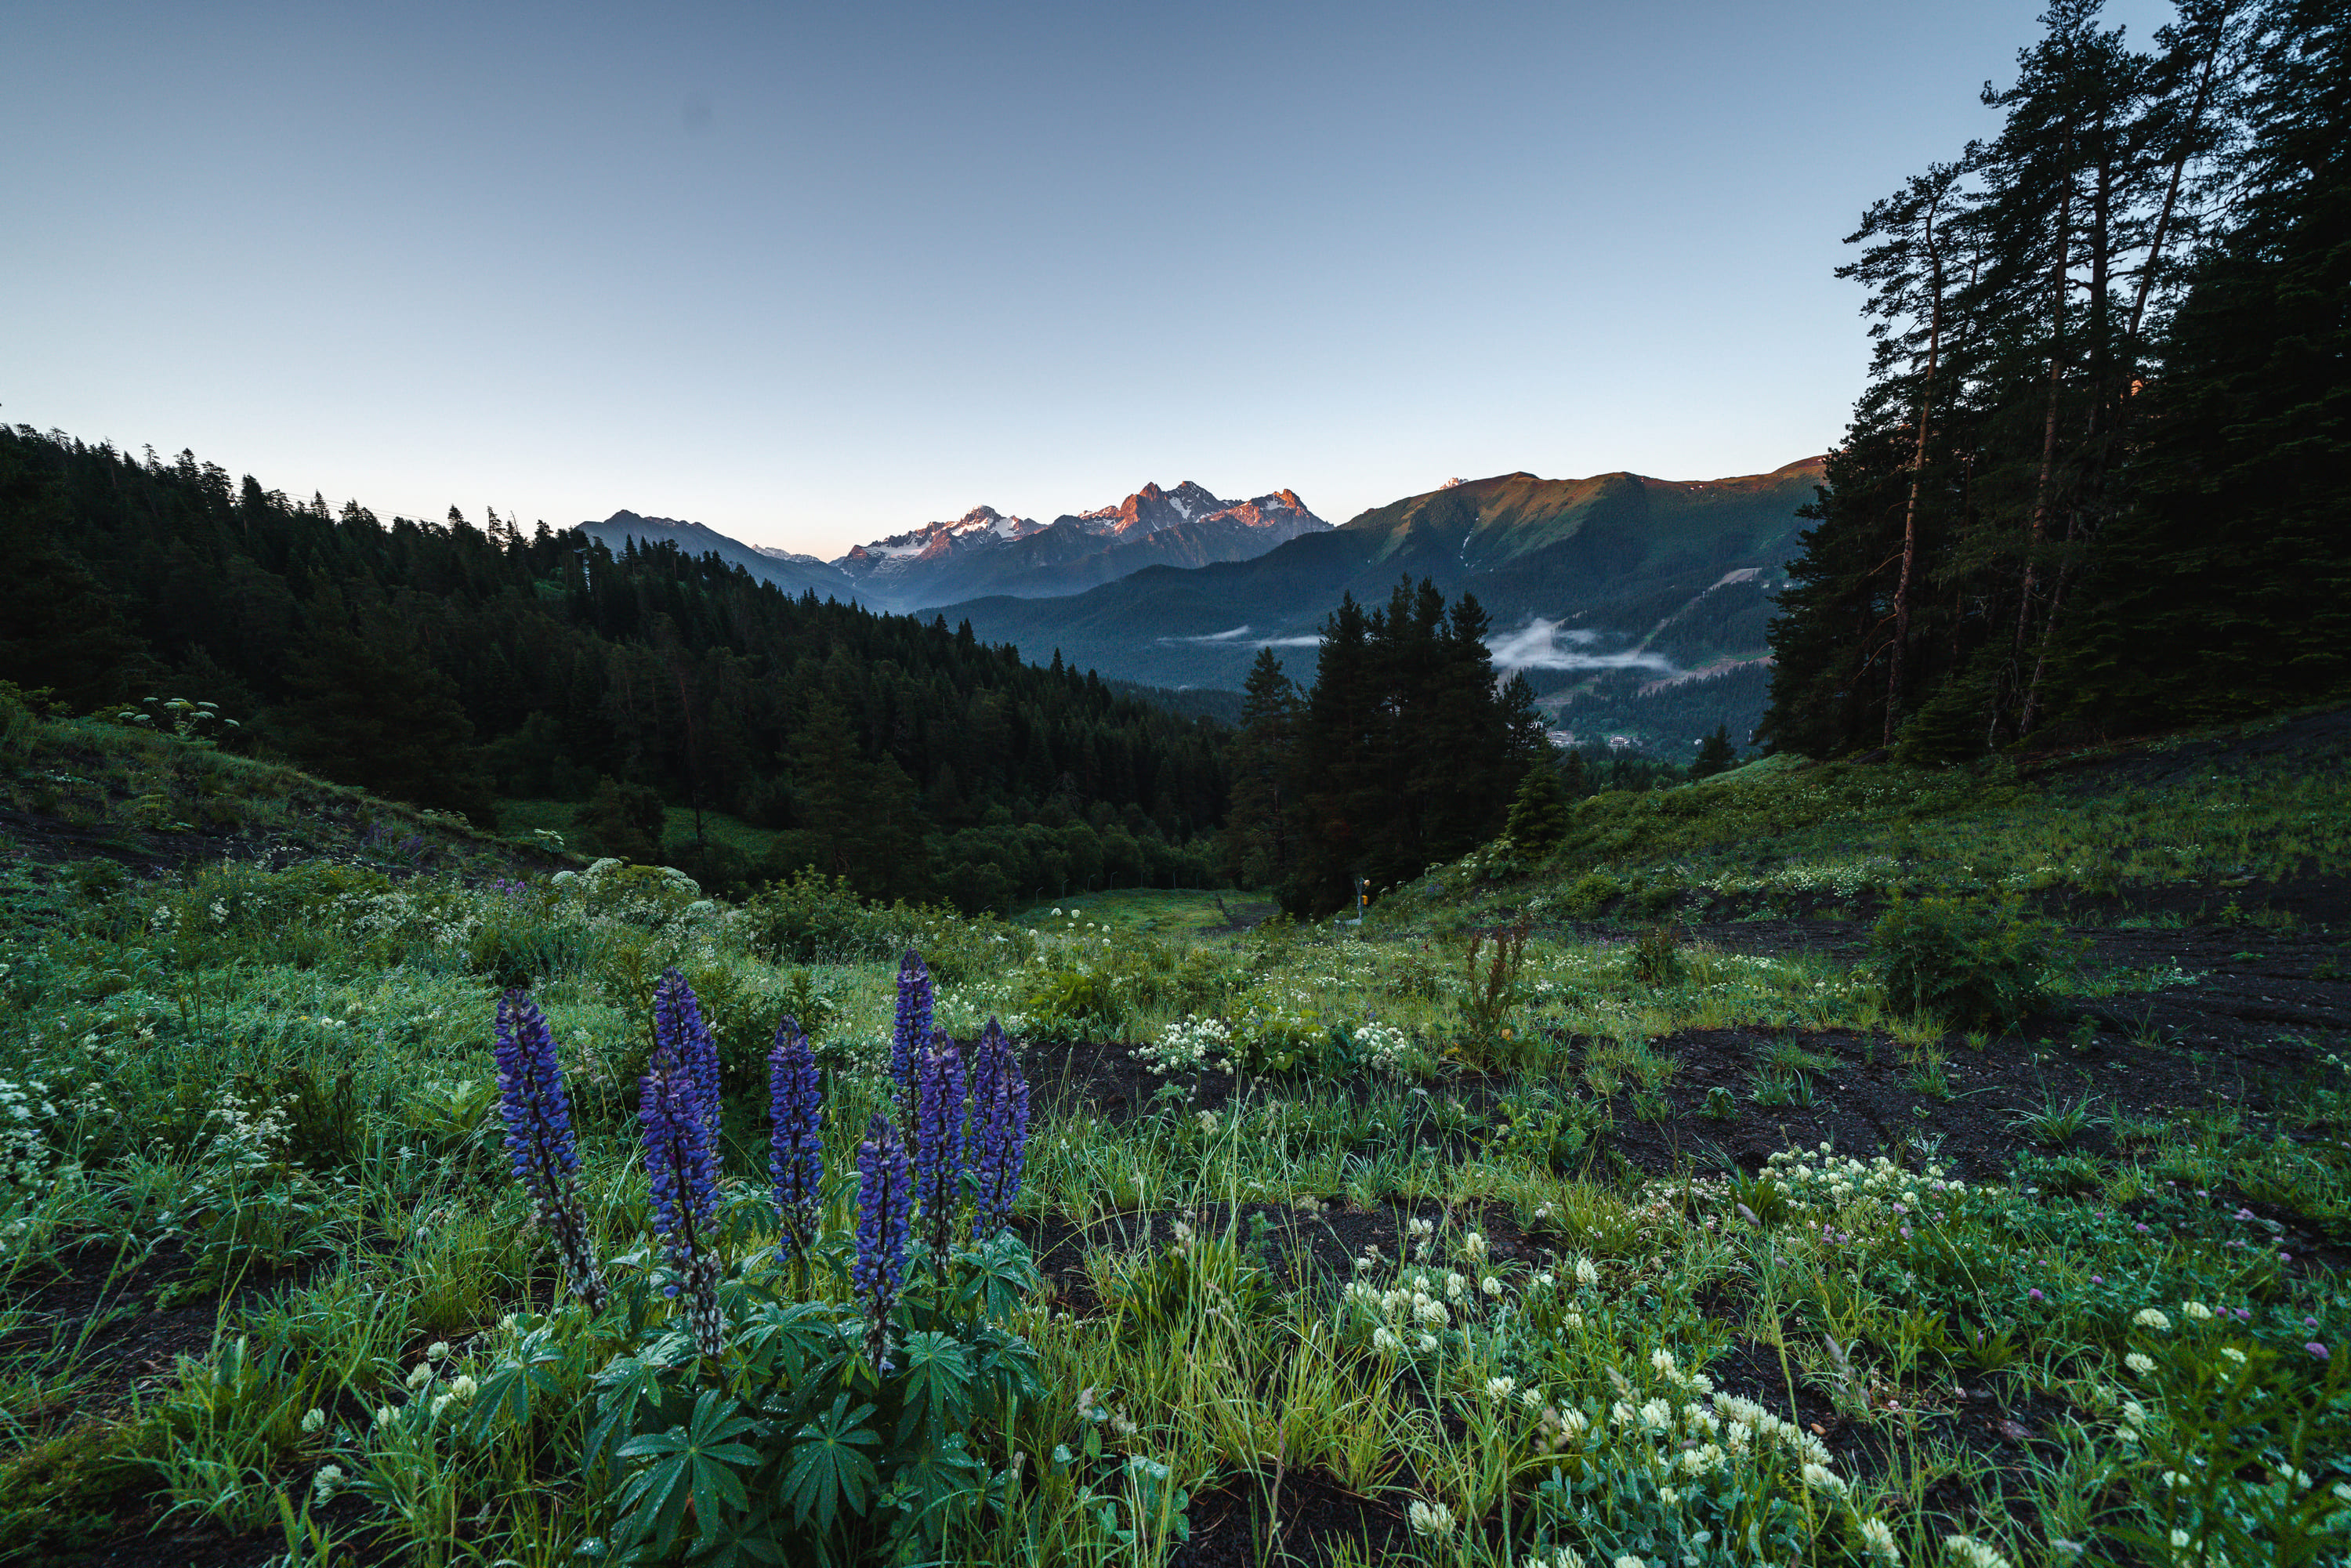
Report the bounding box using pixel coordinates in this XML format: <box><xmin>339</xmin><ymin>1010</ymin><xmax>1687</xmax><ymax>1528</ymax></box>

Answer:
<box><xmin>2</xmin><ymin>697</ymin><xmax>2349</xmax><ymax>1566</ymax></box>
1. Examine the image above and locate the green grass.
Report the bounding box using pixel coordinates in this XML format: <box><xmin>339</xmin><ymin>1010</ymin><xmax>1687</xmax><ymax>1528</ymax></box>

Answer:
<box><xmin>3</xmin><ymin>701</ymin><xmax>2349</xmax><ymax>1565</ymax></box>
<box><xmin>1392</xmin><ymin>720</ymin><xmax>2351</xmax><ymax>929</ymax></box>
<box><xmin>1006</xmin><ymin>887</ymin><xmax>1258</xmax><ymax>938</ymax></box>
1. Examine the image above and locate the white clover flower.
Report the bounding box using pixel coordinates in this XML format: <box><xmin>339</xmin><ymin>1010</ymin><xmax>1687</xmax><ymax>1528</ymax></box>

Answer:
<box><xmin>311</xmin><ymin>1464</ymin><xmax>345</xmax><ymax>1501</ymax></box>
<box><xmin>448</xmin><ymin>1374</ymin><xmax>478</xmax><ymax>1402</ymax></box>
<box><xmin>1463</xmin><ymin>1230</ymin><xmax>1488</xmax><ymax>1261</ymax></box>
<box><xmin>1486</xmin><ymin>1376</ymin><xmax>1516</xmax><ymax>1400</ymax></box>
<box><xmin>1407</xmin><ymin>1217</ymin><xmax>1435</xmax><ymax>1238</ymax></box>
<box><xmin>2121</xmin><ymin>1400</ymin><xmax>2147</xmax><ymax>1429</ymax></box>
<box><xmin>1639</xmin><ymin>1398</ymin><xmax>1673</xmax><ymax>1432</ymax></box>
<box><xmin>1372</xmin><ymin>1327</ymin><xmax>1403</xmax><ymax>1353</ymax></box>
<box><xmin>1482</xmin><ymin>1276</ymin><xmax>1503</xmax><ymax>1298</ymax></box>
<box><xmin>405</xmin><ymin>1363</ymin><xmax>434</xmax><ymax>1391</ymax></box>
<box><xmin>1524</xmin><ymin>1548</ymin><xmax>1586</xmax><ymax>1568</ymax></box>
<box><xmin>2125</xmin><ymin>1352</ymin><xmax>2156</xmax><ymax>1375</ymax></box>
<box><xmin>1859</xmin><ymin>1517</ymin><xmax>1899</xmax><ymax>1562</ymax></box>
<box><xmin>2180</xmin><ymin>1301</ymin><xmax>2214</xmax><ymax>1321</ymax></box>
<box><xmin>1563</xmin><ymin>1310</ymin><xmax>1585</xmax><ymax>1331</ymax></box>
<box><xmin>1614</xmin><ymin>1556</ymin><xmax>1648</xmax><ymax>1568</ymax></box>
<box><xmin>1417</xmin><ymin>1334</ymin><xmax>1438</xmax><ymax>1353</ymax></box>
<box><xmin>1574</xmin><ymin>1256</ymin><xmax>1599</xmax><ymax>1286</ymax></box>
<box><xmin>2135</xmin><ymin>1308</ymin><xmax>2172</xmax><ymax>1331</ymax></box>
<box><xmin>1110</xmin><ymin>1410</ymin><xmax>1138</xmax><ymax>1439</ymax></box>
<box><xmin>2221</xmin><ymin>1346</ymin><xmax>2247</xmax><ymax>1364</ymax></box>
<box><xmin>1649</xmin><ymin>1347</ymin><xmax>1677</xmax><ymax>1378</ymax></box>
<box><xmin>1407</xmin><ymin>1500</ymin><xmax>1457</xmax><ymax>1539</ymax></box>
<box><xmin>1943</xmin><ymin>1537</ymin><xmax>2012</xmax><ymax>1568</ymax></box>
<box><xmin>1446</xmin><ymin>1272</ymin><xmax>1469</xmax><ymax>1302</ymax></box>
<box><xmin>1802</xmin><ymin>1461</ymin><xmax>1847</xmax><ymax>1493</ymax></box>
<box><xmin>426</xmin><ymin>1340</ymin><xmax>451</xmax><ymax>1361</ymax></box>
<box><xmin>300</xmin><ymin>1407</ymin><xmax>326</xmax><ymax>1434</ymax></box>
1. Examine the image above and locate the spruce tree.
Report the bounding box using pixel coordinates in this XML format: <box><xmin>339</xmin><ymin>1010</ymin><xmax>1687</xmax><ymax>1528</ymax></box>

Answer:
<box><xmin>1503</xmin><ymin>763</ymin><xmax>1571</xmax><ymax>856</ymax></box>
<box><xmin>1222</xmin><ymin>648</ymin><xmax>1299</xmax><ymax>889</ymax></box>
<box><xmin>1690</xmin><ymin>724</ymin><xmax>1737</xmax><ymax>779</ymax></box>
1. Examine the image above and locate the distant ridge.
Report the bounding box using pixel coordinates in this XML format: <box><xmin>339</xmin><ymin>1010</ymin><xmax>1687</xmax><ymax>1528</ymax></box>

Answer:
<box><xmin>575</xmin><ymin>511</ymin><xmax>856</xmax><ymax>599</ymax></box>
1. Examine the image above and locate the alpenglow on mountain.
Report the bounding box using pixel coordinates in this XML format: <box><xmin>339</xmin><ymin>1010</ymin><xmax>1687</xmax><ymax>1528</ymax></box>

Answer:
<box><xmin>830</xmin><ymin>481</ymin><xmax>1328</xmax><ymax>610</ymax></box>
<box><xmin>574</xmin><ymin>482</ymin><xmax>1327</xmax><ymax>614</ymax></box>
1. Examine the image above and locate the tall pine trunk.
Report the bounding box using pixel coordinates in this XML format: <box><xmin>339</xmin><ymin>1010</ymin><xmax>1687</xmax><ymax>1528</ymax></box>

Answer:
<box><xmin>1884</xmin><ymin>197</ymin><xmax>1951</xmax><ymax>744</ymax></box>
<box><xmin>2009</xmin><ymin>144</ymin><xmax>2075</xmax><ymax>740</ymax></box>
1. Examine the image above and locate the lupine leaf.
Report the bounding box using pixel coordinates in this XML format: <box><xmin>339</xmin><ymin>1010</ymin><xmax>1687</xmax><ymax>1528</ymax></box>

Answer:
<box><xmin>894</xmin><ymin>1330</ymin><xmax>971</xmax><ymax>1448</ymax></box>
<box><xmin>781</xmin><ymin>1393</ymin><xmax>881</xmax><ymax>1531</ymax></box>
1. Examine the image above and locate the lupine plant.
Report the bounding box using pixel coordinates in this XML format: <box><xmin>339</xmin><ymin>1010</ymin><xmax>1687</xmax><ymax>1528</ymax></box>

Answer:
<box><xmin>967</xmin><ymin>1017</ymin><xmax>1030</xmax><ymax>1240</ymax></box>
<box><xmin>476</xmin><ymin>957</ymin><xmax>1042</xmax><ymax>1566</ymax></box>
<box><xmin>492</xmin><ymin>990</ymin><xmax>607</xmax><ymax>1311</ymax></box>
<box><xmin>852</xmin><ymin>1111</ymin><xmax>912</xmax><ymax>1363</ymax></box>
<box><xmin>767</xmin><ymin>1013</ymin><xmax>822</xmax><ymax>1262</ymax></box>
<box><xmin>890</xmin><ymin>948</ymin><xmax>932</xmax><ymax>1103</ymax></box>
<box><xmin>911</xmin><ymin>1030</ymin><xmax>966</xmax><ymax>1261</ymax></box>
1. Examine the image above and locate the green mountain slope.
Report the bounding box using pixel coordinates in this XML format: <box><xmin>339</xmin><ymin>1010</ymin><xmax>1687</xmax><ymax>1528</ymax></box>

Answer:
<box><xmin>932</xmin><ymin>458</ymin><xmax>1824</xmax><ymax>751</ymax></box>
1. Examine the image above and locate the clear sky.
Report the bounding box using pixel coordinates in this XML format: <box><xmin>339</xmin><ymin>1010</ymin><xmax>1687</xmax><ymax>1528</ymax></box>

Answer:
<box><xmin>3</xmin><ymin>1</ymin><xmax>2175</xmax><ymax>558</ymax></box>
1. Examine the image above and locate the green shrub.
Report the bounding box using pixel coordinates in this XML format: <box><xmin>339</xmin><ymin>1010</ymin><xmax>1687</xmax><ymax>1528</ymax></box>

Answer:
<box><xmin>1626</xmin><ymin>925</ymin><xmax>1686</xmax><ymax>986</ymax></box>
<box><xmin>1870</xmin><ymin>891</ymin><xmax>2077</xmax><ymax>1029</ymax></box>
<box><xmin>1021</xmin><ymin>963</ymin><xmax>1127</xmax><ymax>1043</ymax></box>
<box><xmin>737</xmin><ymin>868</ymin><xmax>887</xmax><ymax>964</ymax></box>
<box><xmin>1560</xmin><ymin>870</ymin><xmax>1620</xmax><ymax>918</ymax></box>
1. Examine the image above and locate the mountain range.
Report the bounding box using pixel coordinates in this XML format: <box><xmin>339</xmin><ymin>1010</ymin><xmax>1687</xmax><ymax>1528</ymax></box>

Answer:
<box><xmin>928</xmin><ymin>459</ymin><xmax>1824</xmax><ymax>748</ymax></box>
<box><xmin>575</xmin><ymin>480</ymin><xmax>1328</xmax><ymax>614</ymax></box>
<box><xmin>576</xmin><ymin>458</ymin><xmax>1824</xmax><ymax>753</ymax></box>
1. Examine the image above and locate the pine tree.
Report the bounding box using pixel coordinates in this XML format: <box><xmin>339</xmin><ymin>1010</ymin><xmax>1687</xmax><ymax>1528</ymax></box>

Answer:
<box><xmin>1222</xmin><ymin>648</ymin><xmax>1299</xmax><ymax>889</ymax></box>
<box><xmin>1503</xmin><ymin>763</ymin><xmax>1571</xmax><ymax>855</ymax></box>
<box><xmin>1690</xmin><ymin>725</ymin><xmax>1737</xmax><ymax>780</ymax></box>
<box><xmin>1765</xmin><ymin>0</ymin><xmax>2274</xmax><ymax>755</ymax></box>
<box><xmin>2057</xmin><ymin>0</ymin><xmax>2349</xmax><ymax>725</ymax></box>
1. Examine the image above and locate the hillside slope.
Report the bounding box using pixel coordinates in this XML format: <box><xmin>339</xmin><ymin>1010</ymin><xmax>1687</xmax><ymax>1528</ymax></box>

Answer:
<box><xmin>935</xmin><ymin>458</ymin><xmax>1824</xmax><ymax>748</ymax></box>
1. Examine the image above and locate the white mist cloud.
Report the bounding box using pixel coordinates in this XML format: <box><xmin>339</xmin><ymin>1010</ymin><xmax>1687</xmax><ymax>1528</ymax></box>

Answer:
<box><xmin>1485</xmin><ymin>617</ymin><xmax>1679</xmax><ymax>675</ymax></box>
<box><xmin>1159</xmin><ymin>625</ymin><xmax>1257</xmax><ymax>643</ymax></box>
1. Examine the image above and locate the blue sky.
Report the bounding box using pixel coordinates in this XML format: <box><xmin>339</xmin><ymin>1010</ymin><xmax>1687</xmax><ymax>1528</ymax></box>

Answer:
<box><xmin>3</xmin><ymin>1</ymin><xmax>2174</xmax><ymax>556</ymax></box>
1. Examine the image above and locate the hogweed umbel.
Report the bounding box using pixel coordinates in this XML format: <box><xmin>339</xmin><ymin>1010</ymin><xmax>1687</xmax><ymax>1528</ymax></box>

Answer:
<box><xmin>493</xmin><ymin>991</ymin><xmax>606</xmax><ymax>1311</ymax></box>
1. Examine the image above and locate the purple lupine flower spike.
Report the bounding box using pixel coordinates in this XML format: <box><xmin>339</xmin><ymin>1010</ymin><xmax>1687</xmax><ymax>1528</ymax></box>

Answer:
<box><xmin>767</xmin><ymin>1014</ymin><xmax>824</xmax><ymax>1261</ymax></box>
<box><xmin>890</xmin><ymin>951</ymin><xmax>933</xmax><ymax>1106</ymax></box>
<box><xmin>913</xmin><ymin>1029</ymin><xmax>966</xmax><ymax>1259</ymax></box>
<box><xmin>639</xmin><ymin>1059</ymin><xmax>724</xmax><ymax>1359</ymax></box>
<box><xmin>654</xmin><ymin>968</ymin><xmax>722</xmax><ymax>1124</ymax></box>
<box><xmin>852</xmin><ymin>1111</ymin><xmax>911</xmax><ymax>1364</ymax></box>
<box><xmin>494</xmin><ymin>991</ymin><xmax>606</xmax><ymax>1309</ymax></box>
<box><xmin>968</xmin><ymin>1017</ymin><xmax>1029</xmax><ymax>1240</ymax></box>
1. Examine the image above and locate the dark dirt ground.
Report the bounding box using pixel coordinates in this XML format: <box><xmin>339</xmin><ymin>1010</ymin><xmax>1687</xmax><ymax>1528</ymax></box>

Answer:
<box><xmin>1176</xmin><ymin>1466</ymin><xmax>1407</xmax><ymax>1567</ymax></box>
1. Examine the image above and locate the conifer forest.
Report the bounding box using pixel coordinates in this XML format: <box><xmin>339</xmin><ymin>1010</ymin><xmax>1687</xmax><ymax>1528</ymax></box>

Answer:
<box><xmin>2</xmin><ymin>3</ymin><xmax>2349</xmax><ymax>1567</ymax></box>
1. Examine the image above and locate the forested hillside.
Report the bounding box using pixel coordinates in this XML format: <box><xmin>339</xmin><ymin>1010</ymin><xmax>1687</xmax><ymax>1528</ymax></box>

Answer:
<box><xmin>1766</xmin><ymin>0</ymin><xmax>2349</xmax><ymax>758</ymax></box>
<box><xmin>0</xmin><ymin>428</ymin><xmax>1230</xmax><ymax>907</ymax></box>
